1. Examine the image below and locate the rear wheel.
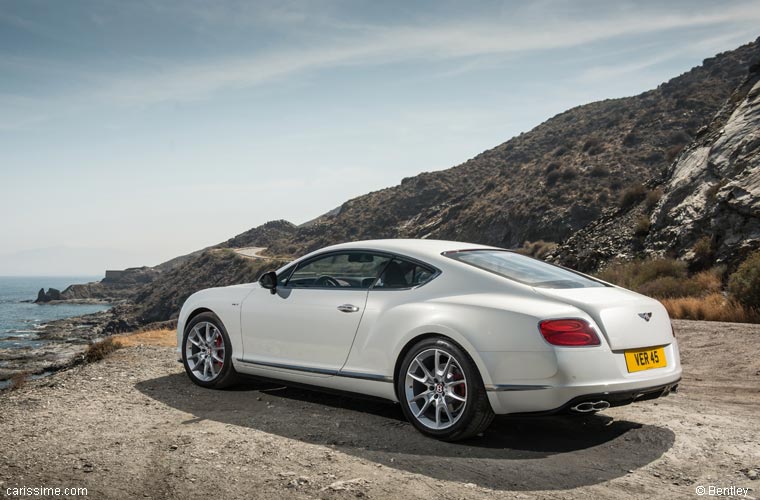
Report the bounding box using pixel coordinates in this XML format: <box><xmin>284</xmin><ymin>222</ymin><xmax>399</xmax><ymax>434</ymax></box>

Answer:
<box><xmin>182</xmin><ymin>312</ymin><xmax>238</xmax><ymax>389</ymax></box>
<box><xmin>397</xmin><ymin>337</ymin><xmax>494</xmax><ymax>441</ymax></box>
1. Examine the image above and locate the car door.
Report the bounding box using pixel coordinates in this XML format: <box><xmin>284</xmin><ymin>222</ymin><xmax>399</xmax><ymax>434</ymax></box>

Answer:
<box><xmin>240</xmin><ymin>251</ymin><xmax>390</xmax><ymax>375</ymax></box>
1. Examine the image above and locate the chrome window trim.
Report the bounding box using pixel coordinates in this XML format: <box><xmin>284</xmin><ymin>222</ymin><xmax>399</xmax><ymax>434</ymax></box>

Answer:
<box><xmin>276</xmin><ymin>248</ymin><xmax>441</xmax><ymax>291</ymax></box>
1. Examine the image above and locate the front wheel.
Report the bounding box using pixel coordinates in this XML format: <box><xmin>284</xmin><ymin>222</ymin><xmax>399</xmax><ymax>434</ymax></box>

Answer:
<box><xmin>397</xmin><ymin>337</ymin><xmax>494</xmax><ymax>441</ymax></box>
<box><xmin>182</xmin><ymin>312</ymin><xmax>238</xmax><ymax>389</ymax></box>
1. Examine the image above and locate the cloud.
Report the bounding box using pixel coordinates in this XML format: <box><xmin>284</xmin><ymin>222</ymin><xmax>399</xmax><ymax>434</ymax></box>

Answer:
<box><xmin>95</xmin><ymin>2</ymin><xmax>760</xmax><ymax>105</ymax></box>
<box><xmin>575</xmin><ymin>28</ymin><xmax>760</xmax><ymax>83</ymax></box>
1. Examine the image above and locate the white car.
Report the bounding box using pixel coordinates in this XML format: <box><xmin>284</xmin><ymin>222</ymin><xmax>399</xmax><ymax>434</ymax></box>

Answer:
<box><xmin>177</xmin><ymin>239</ymin><xmax>681</xmax><ymax>440</ymax></box>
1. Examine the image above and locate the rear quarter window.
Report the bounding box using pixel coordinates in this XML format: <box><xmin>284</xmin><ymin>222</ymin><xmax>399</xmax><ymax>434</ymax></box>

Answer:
<box><xmin>444</xmin><ymin>250</ymin><xmax>605</xmax><ymax>289</ymax></box>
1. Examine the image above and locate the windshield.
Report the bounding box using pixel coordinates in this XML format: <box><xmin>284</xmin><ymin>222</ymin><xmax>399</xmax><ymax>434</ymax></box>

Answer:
<box><xmin>444</xmin><ymin>250</ymin><xmax>606</xmax><ymax>289</ymax></box>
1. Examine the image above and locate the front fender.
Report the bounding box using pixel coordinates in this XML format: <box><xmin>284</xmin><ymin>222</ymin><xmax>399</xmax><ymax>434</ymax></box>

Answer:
<box><xmin>176</xmin><ymin>285</ymin><xmax>255</xmax><ymax>359</ymax></box>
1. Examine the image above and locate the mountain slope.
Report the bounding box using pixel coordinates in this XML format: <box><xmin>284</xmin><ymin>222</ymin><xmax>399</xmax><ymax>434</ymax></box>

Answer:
<box><xmin>231</xmin><ymin>37</ymin><xmax>760</xmax><ymax>257</ymax></box>
<box><xmin>554</xmin><ymin>60</ymin><xmax>760</xmax><ymax>272</ymax></box>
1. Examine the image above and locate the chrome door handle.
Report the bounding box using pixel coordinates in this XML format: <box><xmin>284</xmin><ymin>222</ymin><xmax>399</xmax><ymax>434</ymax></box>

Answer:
<box><xmin>337</xmin><ymin>304</ymin><xmax>360</xmax><ymax>313</ymax></box>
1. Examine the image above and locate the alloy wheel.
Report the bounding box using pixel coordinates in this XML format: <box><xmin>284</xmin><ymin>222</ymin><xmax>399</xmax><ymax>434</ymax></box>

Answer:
<box><xmin>185</xmin><ymin>321</ymin><xmax>225</xmax><ymax>382</ymax></box>
<box><xmin>404</xmin><ymin>348</ymin><xmax>468</xmax><ymax>429</ymax></box>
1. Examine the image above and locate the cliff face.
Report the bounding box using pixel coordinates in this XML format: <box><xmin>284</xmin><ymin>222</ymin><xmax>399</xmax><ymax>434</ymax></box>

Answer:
<box><xmin>649</xmin><ymin>62</ymin><xmax>760</xmax><ymax>265</ymax></box>
<box><xmin>555</xmin><ymin>61</ymin><xmax>760</xmax><ymax>272</ymax></box>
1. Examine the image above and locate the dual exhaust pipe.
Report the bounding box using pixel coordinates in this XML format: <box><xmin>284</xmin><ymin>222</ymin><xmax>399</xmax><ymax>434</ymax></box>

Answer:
<box><xmin>570</xmin><ymin>400</ymin><xmax>611</xmax><ymax>413</ymax></box>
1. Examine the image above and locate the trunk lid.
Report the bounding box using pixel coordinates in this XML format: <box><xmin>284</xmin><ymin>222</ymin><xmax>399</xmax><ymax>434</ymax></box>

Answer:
<box><xmin>535</xmin><ymin>286</ymin><xmax>673</xmax><ymax>350</ymax></box>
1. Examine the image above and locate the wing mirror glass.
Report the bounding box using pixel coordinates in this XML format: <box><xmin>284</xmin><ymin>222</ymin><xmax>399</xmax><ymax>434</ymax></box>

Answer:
<box><xmin>258</xmin><ymin>271</ymin><xmax>278</xmax><ymax>294</ymax></box>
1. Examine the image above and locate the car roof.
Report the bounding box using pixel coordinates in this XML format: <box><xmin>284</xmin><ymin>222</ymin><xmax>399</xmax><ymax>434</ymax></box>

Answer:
<box><xmin>313</xmin><ymin>239</ymin><xmax>502</xmax><ymax>265</ymax></box>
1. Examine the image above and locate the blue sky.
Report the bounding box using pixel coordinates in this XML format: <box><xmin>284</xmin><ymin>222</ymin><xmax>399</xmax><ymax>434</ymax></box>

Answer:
<box><xmin>1</xmin><ymin>0</ymin><xmax>759</xmax><ymax>276</ymax></box>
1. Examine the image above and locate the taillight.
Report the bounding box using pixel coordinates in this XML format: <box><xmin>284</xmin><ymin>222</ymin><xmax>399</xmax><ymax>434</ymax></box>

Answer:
<box><xmin>539</xmin><ymin>319</ymin><xmax>601</xmax><ymax>347</ymax></box>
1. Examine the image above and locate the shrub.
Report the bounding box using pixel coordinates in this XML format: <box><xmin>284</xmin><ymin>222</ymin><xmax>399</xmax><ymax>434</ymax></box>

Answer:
<box><xmin>645</xmin><ymin>189</ymin><xmax>663</xmax><ymax>210</ymax></box>
<box><xmin>8</xmin><ymin>371</ymin><xmax>29</xmax><ymax>391</ymax></box>
<box><xmin>546</xmin><ymin>170</ymin><xmax>561</xmax><ymax>186</ymax></box>
<box><xmin>84</xmin><ymin>337</ymin><xmax>123</xmax><ymax>363</ymax></box>
<box><xmin>728</xmin><ymin>250</ymin><xmax>760</xmax><ymax>309</ymax></box>
<box><xmin>545</xmin><ymin>162</ymin><xmax>560</xmax><ymax>173</ymax></box>
<box><xmin>516</xmin><ymin>240</ymin><xmax>558</xmax><ymax>260</ymax></box>
<box><xmin>660</xmin><ymin>293</ymin><xmax>760</xmax><ymax>323</ymax></box>
<box><xmin>665</xmin><ymin>144</ymin><xmax>685</xmax><ymax>162</ymax></box>
<box><xmin>706</xmin><ymin>180</ymin><xmax>727</xmax><ymax>202</ymax></box>
<box><xmin>619</xmin><ymin>183</ymin><xmax>648</xmax><ymax>208</ymax></box>
<box><xmin>561</xmin><ymin>167</ymin><xmax>578</xmax><ymax>180</ymax></box>
<box><xmin>582</xmin><ymin>136</ymin><xmax>602</xmax><ymax>154</ymax></box>
<box><xmin>634</xmin><ymin>216</ymin><xmax>651</xmax><ymax>238</ymax></box>
<box><xmin>692</xmin><ymin>236</ymin><xmax>714</xmax><ymax>265</ymax></box>
<box><xmin>597</xmin><ymin>258</ymin><xmax>688</xmax><ymax>291</ymax></box>
<box><xmin>637</xmin><ymin>276</ymin><xmax>701</xmax><ymax>298</ymax></box>
<box><xmin>589</xmin><ymin>165</ymin><xmax>609</xmax><ymax>177</ymax></box>
<box><xmin>599</xmin><ymin>259</ymin><xmax>725</xmax><ymax>301</ymax></box>
<box><xmin>622</xmin><ymin>132</ymin><xmax>639</xmax><ymax>147</ymax></box>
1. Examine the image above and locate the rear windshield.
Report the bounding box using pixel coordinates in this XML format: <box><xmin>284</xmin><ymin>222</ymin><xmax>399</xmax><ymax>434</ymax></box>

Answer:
<box><xmin>444</xmin><ymin>250</ymin><xmax>606</xmax><ymax>289</ymax></box>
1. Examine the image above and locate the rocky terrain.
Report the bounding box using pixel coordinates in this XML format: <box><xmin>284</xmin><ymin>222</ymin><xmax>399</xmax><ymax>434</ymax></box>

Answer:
<box><xmin>0</xmin><ymin>305</ymin><xmax>135</xmax><ymax>385</ymax></box>
<box><xmin>1</xmin><ymin>320</ymin><xmax>758</xmax><ymax>499</ymax></box>
<box><xmin>555</xmin><ymin>59</ymin><xmax>760</xmax><ymax>272</ymax></box>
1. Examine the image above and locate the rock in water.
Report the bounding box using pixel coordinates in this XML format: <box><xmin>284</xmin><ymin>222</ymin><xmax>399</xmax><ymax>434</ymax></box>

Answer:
<box><xmin>35</xmin><ymin>288</ymin><xmax>62</xmax><ymax>303</ymax></box>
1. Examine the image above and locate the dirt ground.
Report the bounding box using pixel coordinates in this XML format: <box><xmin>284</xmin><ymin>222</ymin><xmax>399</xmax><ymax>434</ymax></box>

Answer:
<box><xmin>1</xmin><ymin>319</ymin><xmax>758</xmax><ymax>499</ymax></box>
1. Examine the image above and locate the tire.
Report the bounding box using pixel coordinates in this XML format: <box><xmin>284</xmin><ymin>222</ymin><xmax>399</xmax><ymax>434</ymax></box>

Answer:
<box><xmin>397</xmin><ymin>336</ymin><xmax>494</xmax><ymax>441</ymax></box>
<box><xmin>182</xmin><ymin>312</ymin><xmax>238</xmax><ymax>389</ymax></box>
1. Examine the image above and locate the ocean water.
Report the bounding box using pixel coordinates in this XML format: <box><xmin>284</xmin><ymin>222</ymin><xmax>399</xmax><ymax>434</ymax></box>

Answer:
<box><xmin>0</xmin><ymin>276</ymin><xmax>111</xmax><ymax>349</ymax></box>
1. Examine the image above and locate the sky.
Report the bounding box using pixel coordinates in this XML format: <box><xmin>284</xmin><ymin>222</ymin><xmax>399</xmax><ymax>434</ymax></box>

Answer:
<box><xmin>1</xmin><ymin>0</ymin><xmax>759</xmax><ymax>276</ymax></box>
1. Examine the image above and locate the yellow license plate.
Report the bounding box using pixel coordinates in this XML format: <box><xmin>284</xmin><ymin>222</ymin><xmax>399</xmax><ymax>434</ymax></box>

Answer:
<box><xmin>625</xmin><ymin>346</ymin><xmax>667</xmax><ymax>372</ymax></box>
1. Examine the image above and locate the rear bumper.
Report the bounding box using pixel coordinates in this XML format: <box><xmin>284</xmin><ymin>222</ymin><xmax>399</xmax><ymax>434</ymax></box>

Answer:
<box><xmin>501</xmin><ymin>379</ymin><xmax>680</xmax><ymax>417</ymax></box>
<box><xmin>486</xmin><ymin>368</ymin><xmax>682</xmax><ymax>414</ymax></box>
<box><xmin>482</xmin><ymin>339</ymin><xmax>682</xmax><ymax>414</ymax></box>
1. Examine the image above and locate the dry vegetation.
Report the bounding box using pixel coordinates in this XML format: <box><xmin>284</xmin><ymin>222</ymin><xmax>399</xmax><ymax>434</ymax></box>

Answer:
<box><xmin>660</xmin><ymin>293</ymin><xmax>760</xmax><ymax>323</ymax></box>
<box><xmin>597</xmin><ymin>252</ymin><xmax>760</xmax><ymax>323</ymax></box>
<box><xmin>84</xmin><ymin>337</ymin><xmax>123</xmax><ymax>363</ymax></box>
<box><xmin>8</xmin><ymin>371</ymin><xmax>30</xmax><ymax>391</ymax></box>
<box><xmin>118</xmin><ymin>328</ymin><xmax>175</xmax><ymax>347</ymax></box>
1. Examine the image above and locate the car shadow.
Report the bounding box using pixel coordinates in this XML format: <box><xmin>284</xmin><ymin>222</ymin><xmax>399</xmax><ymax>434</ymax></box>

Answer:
<box><xmin>136</xmin><ymin>373</ymin><xmax>675</xmax><ymax>491</ymax></box>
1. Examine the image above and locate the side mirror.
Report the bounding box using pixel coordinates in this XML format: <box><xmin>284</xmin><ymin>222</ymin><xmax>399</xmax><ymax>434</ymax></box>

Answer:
<box><xmin>258</xmin><ymin>271</ymin><xmax>278</xmax><ymax>294</ymax></box>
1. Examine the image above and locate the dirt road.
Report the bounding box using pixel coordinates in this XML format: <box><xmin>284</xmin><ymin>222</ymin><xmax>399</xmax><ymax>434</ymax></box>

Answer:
<box><xmin>1</xmin><ymin>320</ymin><xmax>758</xmax><ymax>499</ymax></box>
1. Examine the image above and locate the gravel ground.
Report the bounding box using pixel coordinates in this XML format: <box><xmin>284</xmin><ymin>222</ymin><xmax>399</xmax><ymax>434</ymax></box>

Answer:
<box><xmin>1</xmin><ymin>319</ymin><xmax>758</xmax><ymax>499</ymax></box>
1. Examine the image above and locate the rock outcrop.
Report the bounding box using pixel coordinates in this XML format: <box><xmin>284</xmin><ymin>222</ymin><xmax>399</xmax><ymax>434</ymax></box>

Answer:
<box><xmin>647</xmin><ymin>62</ymin><xmax>760</xmax><ymax>267</ymax></box>
<box><xmin>35</xmin><ymin>288</ymin><xmax>62</xmax><ymax>303</ymax></box>
<box><xmin>553</xmin><ymin>59</ymin><xmax>760</xmax><ymax>272</ymax></box>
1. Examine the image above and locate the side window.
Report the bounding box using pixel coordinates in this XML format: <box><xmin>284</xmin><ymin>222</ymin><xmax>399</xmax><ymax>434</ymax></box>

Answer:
<box><xmin>374</xmin><ymin>258</ymin><xmax>436</xmax><ymax>289</ymax></box>
<box><xmin>287</xmin><ymin>252</ymin><xmax>390</xmax><ymax>289</ymax></box>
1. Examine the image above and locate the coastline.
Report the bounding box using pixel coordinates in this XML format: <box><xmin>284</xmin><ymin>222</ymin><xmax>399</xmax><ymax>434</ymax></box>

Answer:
<box><xmin>0</xmin><ymin>303</ymin><xmax>137</xmax><ymax>385</ymax></box>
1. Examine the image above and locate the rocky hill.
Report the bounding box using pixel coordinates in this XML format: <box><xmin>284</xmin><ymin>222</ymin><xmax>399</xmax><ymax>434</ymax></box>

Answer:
<box><xmin>554</xmin><ymin>59</ymin><xmax>760</xmax><ymax>273</ymax></box>
<box><xmin>234</xmin><ymin>37</ymin><xmax>759</xmax><ymax>258</ymax></box>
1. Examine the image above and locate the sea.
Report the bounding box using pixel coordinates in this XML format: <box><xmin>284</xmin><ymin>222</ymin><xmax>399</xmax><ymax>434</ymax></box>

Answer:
<box><xmin>0</xmin><ymin>276</ymin><xmax>111</xmax><ymax>350</ymax></box>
